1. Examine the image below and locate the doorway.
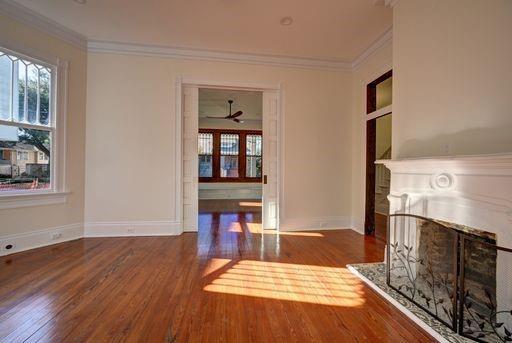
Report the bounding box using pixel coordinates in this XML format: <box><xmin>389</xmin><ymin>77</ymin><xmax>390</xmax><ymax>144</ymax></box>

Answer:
<box><xmin>365</xmin><ymin>71</ymin><xmax>392</xmax><ymax>240</ymax></box>
<box><xmin>197</xmin><ymin>89</ymin><xmax>263</xmax><ymax>232</ymax></box>
<box><xmin>177</xmin><ymin>79</ymin><xmax>281</xmax><ymax>233</ymax></box>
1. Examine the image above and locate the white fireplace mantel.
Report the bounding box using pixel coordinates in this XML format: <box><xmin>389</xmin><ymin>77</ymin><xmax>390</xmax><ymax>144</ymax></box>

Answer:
<box><xmin>377</xmin><ymin>153</ymin><xmax>512</xmax><ymax>175</ymax></box>
<box><xmin>376</xmin><ymin>153</ymin><xmax>512</xmax><ymax>248</ymax></box>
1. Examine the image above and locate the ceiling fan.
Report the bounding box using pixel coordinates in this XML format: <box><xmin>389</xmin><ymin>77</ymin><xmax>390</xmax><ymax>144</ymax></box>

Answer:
<box><xmin>206</xmin><ymin>100</ymin><xmax>244</xmax><ymax>123</ymax></box>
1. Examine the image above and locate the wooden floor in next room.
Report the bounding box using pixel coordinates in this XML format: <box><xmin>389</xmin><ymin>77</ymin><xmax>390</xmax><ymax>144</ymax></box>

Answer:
<box><xmin>0</xmin><ymin>200</ymin><xmax>435</xmax><ymax>342</ymax></box>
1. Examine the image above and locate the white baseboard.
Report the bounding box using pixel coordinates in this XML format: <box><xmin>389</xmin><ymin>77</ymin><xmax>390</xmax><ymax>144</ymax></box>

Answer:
<box><xmin>0</xmin><ymin>223</ymin><xmax>83</xmax><ymax>257</ymax></box>
<box><xmin>84</xmin><ymin>221</ymin><xmax>182</xmax><ymax>237</ymax></box>
<box><xmin>351</xmin><ymin>218</ymin><xmax>365</xmax><ymax>235</ymax></box>
<box><xmin>280</xmin><ymin>216</ymin><xmax>354</xmax><ymax>232</ymax></box>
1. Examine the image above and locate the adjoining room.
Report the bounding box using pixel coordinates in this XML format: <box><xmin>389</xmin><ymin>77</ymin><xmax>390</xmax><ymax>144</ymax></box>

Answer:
<box><xmin>197</xmin><ymin>88</ymin><xmax>263</xmax><ymax>236</ymax></box>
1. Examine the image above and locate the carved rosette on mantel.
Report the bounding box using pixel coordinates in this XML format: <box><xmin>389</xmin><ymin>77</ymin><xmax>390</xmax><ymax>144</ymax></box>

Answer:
<box><xmin>377</xmin><ymin>153</ymin><xmax>512</xmax><ymax>342</ymax></box>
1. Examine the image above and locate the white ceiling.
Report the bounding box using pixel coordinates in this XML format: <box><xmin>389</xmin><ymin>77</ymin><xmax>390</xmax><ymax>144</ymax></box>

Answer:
<box><xmin>199</xmin><ymin>88</ymin><xmax>262</xmax><ymax>120</ymax></box>
<box><xmin>12</xmin><ymin>0</ymin><xmax>392</xmax><ymax>62</ymax></box>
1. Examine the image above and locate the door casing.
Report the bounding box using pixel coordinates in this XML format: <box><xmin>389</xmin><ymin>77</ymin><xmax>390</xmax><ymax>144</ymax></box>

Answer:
<box><xmin>175</xmin><ymin>78</ymin><xmax>284</xmax><ymax>232</ymax></box>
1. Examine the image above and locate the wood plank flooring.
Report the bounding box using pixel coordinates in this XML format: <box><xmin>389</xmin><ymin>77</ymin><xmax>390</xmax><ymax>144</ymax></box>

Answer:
<box><xmin>0</xmin><ymin>202</ymin><xmax>435</xmax><ymax>342</ymax></box>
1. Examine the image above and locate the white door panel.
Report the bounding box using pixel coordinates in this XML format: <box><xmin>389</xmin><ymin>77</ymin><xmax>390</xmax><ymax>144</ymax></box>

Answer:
<box><xmin>262</xmin><ymin>91</ymin><xmax>279</xmax><ymax>230</ymax></box>
<box><xmin>182</xmin><ymin>86</ymin><xmax>199</xmax><ymax>232</ymax></box>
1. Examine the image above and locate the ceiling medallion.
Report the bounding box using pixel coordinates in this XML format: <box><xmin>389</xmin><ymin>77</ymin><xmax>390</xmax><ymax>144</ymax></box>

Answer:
<box><xmin>280</xmin><ymin>17</ymin><xmax>293</xmax><ymax>26</ymax></box>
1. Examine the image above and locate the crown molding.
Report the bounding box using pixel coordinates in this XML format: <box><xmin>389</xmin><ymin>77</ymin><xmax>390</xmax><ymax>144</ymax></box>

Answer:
<box><xmin>0</xmin><ymin>0</ymin><xmax>392</xmax><ymax>71</ymax></box>
<box><xmin>387</xmin><ymin>0</ymin><xmax>398</xmax><ymax>8</ymax></box>
<box><xmin>373</xmin><ymin>0</ymin><xmax>397</xmax><ymax>8</ymax></box>
<box><xmin>88</xmin><ymin>40</ymin><xmax>353</xmax><ymax>71</ymax></box>
<box><xmin>351</xmin><ymin>26</ymin><xmax>393</xmax><ymax>70</ymax></box>
<box><xmin>0</xmin><ymin>0</ymin><xmax>87</xmax><ymax>50</ymax></box>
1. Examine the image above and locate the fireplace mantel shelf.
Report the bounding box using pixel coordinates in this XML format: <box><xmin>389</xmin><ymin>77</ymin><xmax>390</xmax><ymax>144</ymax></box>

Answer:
<box><xmin>380</xmin><ymin>151</ymin><xmax>512</xmax><ymax>249</ymax></box>
<box><xmin>376</xmin><ymin>152</ymin><xmax>512</xmax><ymax>175</ymax></box>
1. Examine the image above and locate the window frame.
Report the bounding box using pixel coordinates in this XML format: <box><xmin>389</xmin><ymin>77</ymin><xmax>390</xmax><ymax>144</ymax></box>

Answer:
<box><xmin>198</xmin><ymin>132</ymin><xmax>214</xmax><ymax>178</ymax></box>
<box><xmin>199</xmin><ymin>128</ymin><xmax>262</xmax><ymax>183</ymax></box>
<box><xmin>245</xmin><ymin>133</ymin><xmax>262</xmax><ymax>178</ymax></box>
<box><xmin>0</xmin><ymin>44</ymin><xmax>68</xmax><ymax>208</ymax></box>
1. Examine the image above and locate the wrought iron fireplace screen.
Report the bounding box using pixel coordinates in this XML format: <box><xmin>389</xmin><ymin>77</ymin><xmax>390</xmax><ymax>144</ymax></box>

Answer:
<box><xmin>386</xmin><ymin>214</ymin><xmax>512</xmax><ymax>343</ymax></box>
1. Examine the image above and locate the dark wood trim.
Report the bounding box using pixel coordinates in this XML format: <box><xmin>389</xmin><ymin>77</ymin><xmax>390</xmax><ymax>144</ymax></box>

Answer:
<box><xmin>213</xmin><ymin>131</ymin><xmax>221</xmax><ymax>179</ymax></box>
<box><xmin>199</xmin><ymin>128</ymin><xmax>263</xmax><ymax>183</ymax></box>
<box><xmin>364</xmin><ymin>70</ymin><xmax>392</xmax><ymax>235</ymax></box>
<box><xmin>367</xmin><ymin>85</ymin><xmax>377</xmax><ymax>114</ymax></box>
<box><xmin>239</xmin><ymin>133</ymin><xmax>247</xmax><ymax>179</ymax></box>
<box><xmin>366</xmin><ymin>70</ymin><xmax>392</xmax><ymax>115</ymax></box>
<box><xmin>365</xmin><ymin>119</ymin><xmax>377</xmax><ymax>235</ymax></box>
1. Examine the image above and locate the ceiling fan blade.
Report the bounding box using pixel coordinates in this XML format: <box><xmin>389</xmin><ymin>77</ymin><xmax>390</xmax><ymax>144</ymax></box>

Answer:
<box><xmin>228</xmin><ymin>111</ymin><xmax>243</xmax><ymax>119</ymax></box>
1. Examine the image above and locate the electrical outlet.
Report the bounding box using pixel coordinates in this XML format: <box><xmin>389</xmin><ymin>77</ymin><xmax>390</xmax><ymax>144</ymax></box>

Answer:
<box><xmin>443</xmin><ymin>143</ymin><xmax>451</xmax><ymax>154</ymax></box>
<box><xmin>51</xmin><ymin>232</ymin><xmax>63</xmax><ymax>240</ymax></box>
<box><xmin>127</xmin><ymin>227</ymin><xmax>135</xmax><ymax>234</ymax></box>
<box><xmin>3</xmin><ymin>243</ymin><xmax>15</xmax><ymax>251</ymax></box>
<box><xmin>320</xmin><ymin>222</ymin><xmax>327</xmax><ymax>228</ymax></box>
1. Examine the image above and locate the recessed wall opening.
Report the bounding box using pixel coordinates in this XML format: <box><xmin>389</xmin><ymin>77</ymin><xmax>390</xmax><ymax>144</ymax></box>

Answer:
<box><xmin>197</xmin><ymin>88</ymin><xmax>263</xmax><ymax>232</ymax></box>
<box><xmin>365</xmin><ymin>70</ymin><xmax>392</xmax><ymax>240</ymax></box>
<box><xmin>180</xmin><ymin>81</ymin><xmax>280</xmax><ymax>234</ymax></box>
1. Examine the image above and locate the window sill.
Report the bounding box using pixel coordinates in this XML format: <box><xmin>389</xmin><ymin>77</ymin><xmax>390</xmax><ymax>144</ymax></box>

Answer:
<box><xmin>0</xmin><ymin>191</ymin><xmax>69</xmax><ymax>210</ymax></box>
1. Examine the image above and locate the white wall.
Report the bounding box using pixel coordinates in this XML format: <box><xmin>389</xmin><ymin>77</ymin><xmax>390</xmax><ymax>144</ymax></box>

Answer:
<box><xmin>393</xmin><ymin>0</ymin><xmax>512</xmax><ymax>158</ymax></box>
<box><xmin>199</xmin><ymin>183</ymin><xmax>261</xmax><ymax>200</ymax></box>
<box><xmin>85</xmin><ymin>54</ymin><xmax>353</xmax><ymax>230</ymax></box>
<box><xmin>351</xmin><ymin>42</ymin><xmax>393</xmax><ymax>233</ymax></box>
<box><xmin>0</xmin><ymin>14</ymin><xmax>87</xmax><ymax>237</ymax></box>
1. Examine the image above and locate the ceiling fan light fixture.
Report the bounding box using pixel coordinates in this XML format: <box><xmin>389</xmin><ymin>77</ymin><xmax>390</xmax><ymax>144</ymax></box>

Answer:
<box><xmin>205</xmin><ymin>99</ymin><xmax>244</xmax><ymax>123</ymax></box>
<box><xmin>73</xmin><ymin>0</ymin><xmax>87</xmax><ymax>4</ymax></box>
<box><xmin>280</xmin><ymin>16</ymin><xmax>293</xmax><ymax>26</ymax></box>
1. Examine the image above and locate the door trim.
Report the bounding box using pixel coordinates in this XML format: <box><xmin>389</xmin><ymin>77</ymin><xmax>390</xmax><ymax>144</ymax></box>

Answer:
<box><xmin>175</xmin><ymin>77</ymin><xmax>284</xmax><ymax>232</ymax></box>
<box><xmin>364</xmin><ymin>70</ymin><xmax>392</xmax><ymax>235</ymax></box>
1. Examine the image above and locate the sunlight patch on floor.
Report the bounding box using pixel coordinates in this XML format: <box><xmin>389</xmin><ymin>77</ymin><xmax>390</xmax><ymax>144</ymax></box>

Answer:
<box><xmin>246</xmin><ymin>223</ymin><xmax>324</xmax><ymax>237</ymax></box>
<box><xmin>204</xmin><ymin>260</ymin><xmax>366</xmax><ymax>306</ymax></box>
<box><xmin>202</xmin><ymin>258</ymin><xmax>232</xmax><ymax>277</ymax></box>
<box><xmin>228</xmin><ymin>222</ymin><xmax>243</xmax><ymax>233</ymax></box>
<box><xmin>238</xmin><ymin>201</ymin><xmax>262</xmax><ymax>207</ymax></box>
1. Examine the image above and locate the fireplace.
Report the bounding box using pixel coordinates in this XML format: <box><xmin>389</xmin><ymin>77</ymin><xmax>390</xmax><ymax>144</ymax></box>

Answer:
<box><xmin>387</xmin><ymin>214</ymin><xmax>512</xmax><ymax>342</ymax></box>
<box><xmin>377</xmin><ymin>153</ymin><xmax>512</xmax><ymax>342</ymax></box>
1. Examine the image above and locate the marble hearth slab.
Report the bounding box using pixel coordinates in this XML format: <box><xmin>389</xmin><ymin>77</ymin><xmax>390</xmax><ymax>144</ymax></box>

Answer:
<box><xmin>348</xmin><ymin>263</ymin><xmax>472</xmax><ymax>343</ymax></box>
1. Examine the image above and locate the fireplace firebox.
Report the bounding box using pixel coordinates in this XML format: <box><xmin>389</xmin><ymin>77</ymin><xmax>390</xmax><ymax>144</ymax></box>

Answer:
<box><xmin>387</xmin><ymin>214</ymin><xmax>512</xmax><ymax>343</ymax></box>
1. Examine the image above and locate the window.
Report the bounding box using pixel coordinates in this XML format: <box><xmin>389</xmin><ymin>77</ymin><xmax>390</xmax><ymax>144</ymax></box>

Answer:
<box><xmin>198</xmin><ymin>129</ymin><xmax>262</xmax><ymax>182</ymax></box>
<box><xmin>0</xmin><ymin>47</ymin><xmax>56</xmax><ymax>194</ymax></box>
<box><xmin>246</xmin><ymin>134</ymin><xmax>262</xmax><ymax>178</ymax></box>
<box><xmin>17</xmin><ymin>151</ymin><xmax>29</xmax><ymax>161</ymax></box>
<box><xmin>198</xmin><ymin>132</ymin><xmax>213</xmax><ymax>177</ymax></box>
<box><xmin>220</xmin><ymin>133</ymin><xmax>239</xmax><ymax>178</ymax></box>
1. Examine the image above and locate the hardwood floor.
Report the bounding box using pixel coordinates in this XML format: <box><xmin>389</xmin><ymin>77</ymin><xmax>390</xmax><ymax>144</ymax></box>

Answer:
<box><xmin>199</xmin><ymin>199</ymin><xmax>262</xmax><ymax>213</ymax></box>
<box><xmin>0</xmin><ymin>205</ymin><xmax>435</xmax><ymax>342</ymax></box>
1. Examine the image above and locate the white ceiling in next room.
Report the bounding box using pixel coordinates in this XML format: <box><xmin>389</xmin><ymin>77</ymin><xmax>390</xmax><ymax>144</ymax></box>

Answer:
<box><xmin>199</xmin><ymin>89</ymin><xmax>262</xmax><ymax>121</ymax></box>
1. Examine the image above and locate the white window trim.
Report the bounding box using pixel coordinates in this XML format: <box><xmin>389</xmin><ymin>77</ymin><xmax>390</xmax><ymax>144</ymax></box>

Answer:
<box><xmin>0</xmin><ymin>43</ymin><xmax>69</xmax><ymax>209</ymax></box>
